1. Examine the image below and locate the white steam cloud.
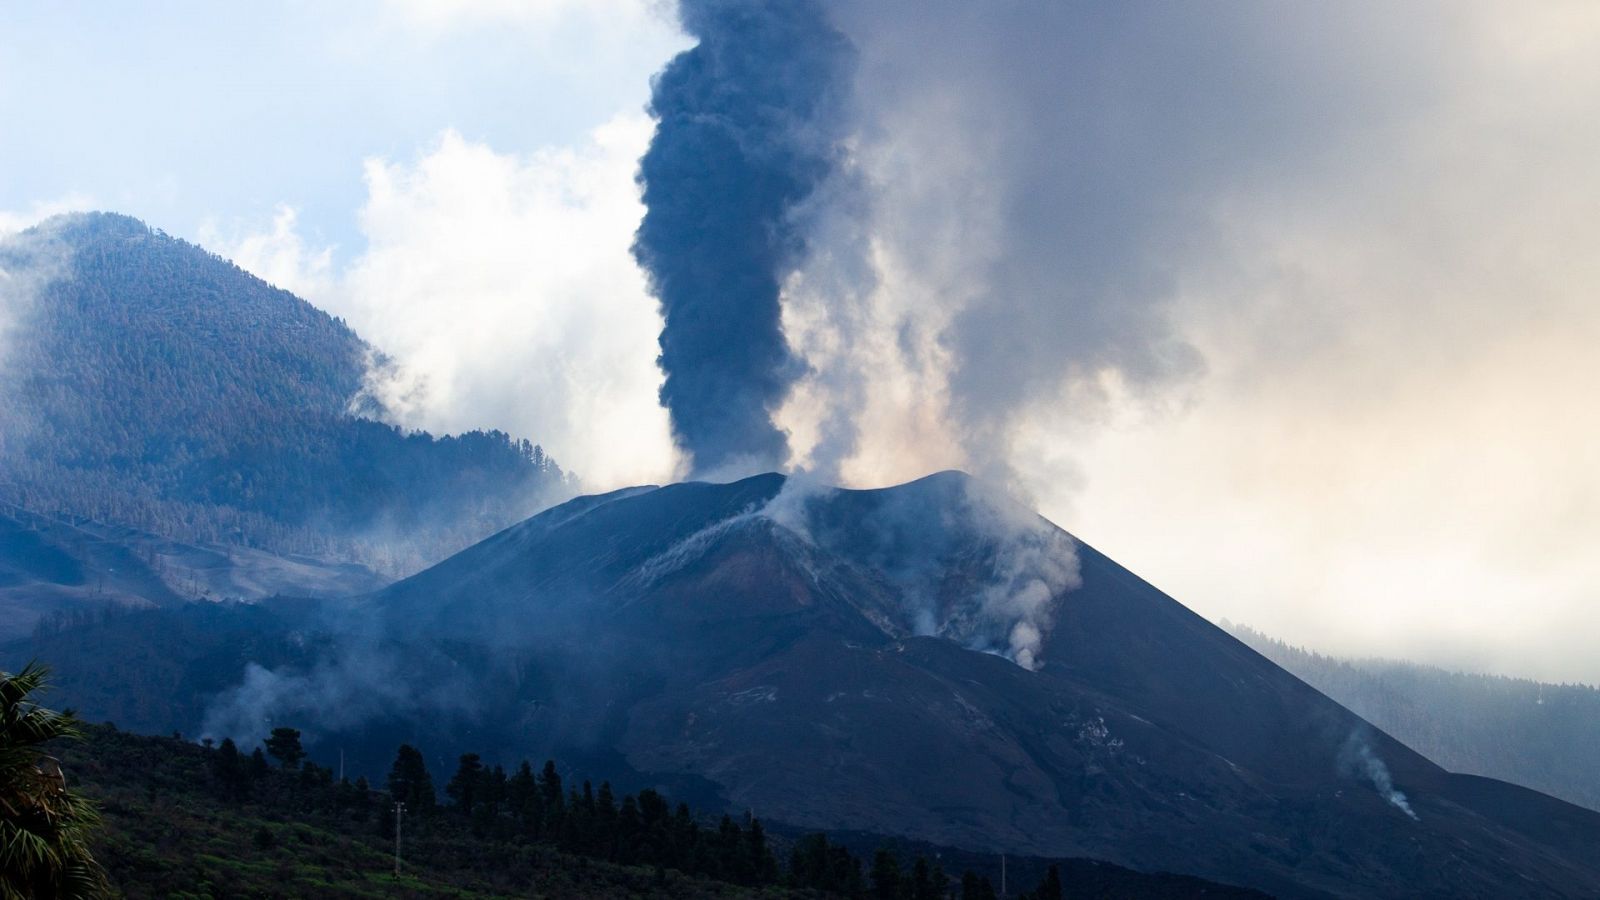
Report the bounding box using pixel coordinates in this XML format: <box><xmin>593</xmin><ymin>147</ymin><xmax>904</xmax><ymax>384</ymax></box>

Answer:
<box><xmin>956</xmin><ymin>480</ymin><xmax>1081</xmax><ymax>670</ymax></box>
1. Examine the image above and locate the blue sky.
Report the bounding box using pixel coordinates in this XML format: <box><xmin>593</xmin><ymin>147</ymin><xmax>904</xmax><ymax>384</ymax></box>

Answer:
<box><xmin>5</xmin><ymin>1</ymin><xmax>1600</xmax><ymax>682</ymax></box>
<box><xmin>1</xmin><ymin>0</ymin><xmax>684</xmax><ymax>257</ymax></box>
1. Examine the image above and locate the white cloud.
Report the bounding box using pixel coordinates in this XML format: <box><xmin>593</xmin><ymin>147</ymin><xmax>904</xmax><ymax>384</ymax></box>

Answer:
<box><xmin>200</xmin><ymin>206</ymin><xmax>334</xmax><ymax>301</ymax></box>
<box><xmin>219</xmin><ymin>119</ymin><xmax>681</xmax><ymax>491</ymax></box>
<box><xmin>0</xmin><ymin>195</ymin><xmax>94</xmax><ymax>239</ymax></box>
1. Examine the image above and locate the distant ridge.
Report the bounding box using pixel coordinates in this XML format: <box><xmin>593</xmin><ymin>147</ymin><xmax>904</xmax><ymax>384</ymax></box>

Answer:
<box><xmin>1228</xmin><ymin>622</ymin><xmax>1600</xmax><ymax>813</ymax></box>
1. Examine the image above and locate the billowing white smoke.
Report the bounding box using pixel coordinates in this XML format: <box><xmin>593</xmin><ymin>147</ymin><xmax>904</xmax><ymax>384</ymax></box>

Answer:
<box><xmin>1340</xmin><ymin>731</ymin><xmax>1419</xmax><ymax>821</ymax></box>
<box><xmin>960</xmin><ymin>480</ymin><xmax>1081</xmax><ymax>669</ymax></box>
<box><xmin>760</xmin><ymin>473</ymin><xmax>1081</xmax><ymax>670</ymax></box>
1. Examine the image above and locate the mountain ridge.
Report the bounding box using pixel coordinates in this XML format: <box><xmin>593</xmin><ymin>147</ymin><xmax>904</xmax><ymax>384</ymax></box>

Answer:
<box><xmin>0</xmin><ymin>211</ymin><xmax>571</xmax><ymax>629</ymax></box>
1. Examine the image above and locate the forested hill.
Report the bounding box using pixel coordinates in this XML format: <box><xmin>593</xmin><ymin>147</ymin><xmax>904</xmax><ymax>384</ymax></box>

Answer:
<box><xmin>1227</xmin><ymin>623</ymin><xmax>1600</xmax><ymax>812</ymax></box>
<box><xmin>0</xmin><ymin>212</ymin><xmax>570</xmax><ymax>573</ymax></box>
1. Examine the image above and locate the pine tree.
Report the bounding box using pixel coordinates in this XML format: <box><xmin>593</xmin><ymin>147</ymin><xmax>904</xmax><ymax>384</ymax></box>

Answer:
<box><xmin>248</xmin><ymin>747</ymin><xmax>269</xmax><ymax>780</ymax></box>
<box><xmin>871</xmin><ymin>846</ymin><xmax>904</xmax><ymax>900</ymax></box>
<box><xmin>787</xmin><ymin>833</ymin><xmax>863</xmax><ymax>896</ymax></box>
<box><xmin>539</xmin><ymin>760</ymin><xmax>564</xmax><ymax>816</ymax></box>
<box><xmin>507</xmin><ymin>761</ymin><xmax>541</xmax><ymax>835</ymax></box>
<box><xmin>910</xmin><ymin>855</ymin><xmax>941</xmax><ymax>900</ymax></box>
<box><xmin>445</xmin><ymin>753</ymin><xmax>484</xmax><ymax>814</ymax></box>
<box><xmin>960</xmin><ymin>870</ymin><xmax>997</xmax><ymax>900</ymax></box>
<box><xmin>1022</xmin><ymin>864</ymin><xmax>1062</xmax><ymax>900</ymax></box>
<box><xmin>264</xmin><ymin>727</ymin><xmax>304</xmax><ymax>769</ymax></box>
<box><xmin>211</xmin><ymin>737</ymin><xmax>244</xmax><ymax>800</ymax></box>
<box><xmin>386</xmin><ymin>744</ymin><xmax>436</xmax><ymax>810</ymax></box>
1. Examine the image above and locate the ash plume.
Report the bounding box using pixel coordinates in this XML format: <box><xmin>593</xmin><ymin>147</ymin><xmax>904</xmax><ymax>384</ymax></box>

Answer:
<box><xmin>632</xmin><ymin>0</ymin><xmax>855</xmax><ymax>478</ymax></box>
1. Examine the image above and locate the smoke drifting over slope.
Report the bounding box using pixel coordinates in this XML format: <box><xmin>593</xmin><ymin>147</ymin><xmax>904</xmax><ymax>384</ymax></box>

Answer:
<box><xmin>633</xmin><ymin>0</ymin><xmax>854</xmax><ymax>477</ymax></box>
<box><xmin>1342</xmin><ymin>731</ymin><xmax>1419</xmax><ymax>821</ymax></box>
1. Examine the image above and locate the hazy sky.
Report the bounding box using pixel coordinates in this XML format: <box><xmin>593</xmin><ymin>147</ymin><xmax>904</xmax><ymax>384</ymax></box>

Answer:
<box><xmin>4</xmin><ymin>1</ymin><xmax>1598</xmax><ymax>683</ymax></box>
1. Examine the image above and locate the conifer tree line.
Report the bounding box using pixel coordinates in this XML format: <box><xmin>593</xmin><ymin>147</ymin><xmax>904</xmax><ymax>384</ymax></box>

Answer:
<box><xmin>201</xmin><ymin>725</ymin><xmax>1070</xmax><ymax>898</ymax></box>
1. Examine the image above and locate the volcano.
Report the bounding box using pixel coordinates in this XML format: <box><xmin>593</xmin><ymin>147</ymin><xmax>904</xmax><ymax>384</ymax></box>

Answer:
<box><xmin>329</xmin><ymin>471</ymin><xmax>1600</xmax><ymax>899</ymax></box>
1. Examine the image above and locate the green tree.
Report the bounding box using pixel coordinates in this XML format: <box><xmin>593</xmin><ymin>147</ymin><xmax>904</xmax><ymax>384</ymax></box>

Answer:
<box><xmin>1</xmin><ymin>662</ymin><xmax>110</xmax><ymax>898</ymax></box>
<box><xmin>960</xmin><ymin>870</ymin><xmax>997</xmax><ymax>900</ymax></box>
<box><xmin>445</xmin><ymin>753</ymin><xmax>483</xmax><ymax>814</ymax></box>
<box><xmin>263</xmin><ymin>727</ymin><xmax>304</xmax><ymax>770</ymax></box>
<box><xmin>248</xmin><ymin>747</ymin><xmax>269</xmax><ymax>780</ymax></box>
<box><xmin>746</xmin><ymin>816</ymin><xmax>779</xmax><ymax>885</ymax></box>
<box><xmin>909</xmin><ymin>855</ymin><xmax>942</xmax><ymax>900</ymax></box>
<box><xmin>538</xmin><ymin>760</ymin><xmax>564</xmax><ymax>818</ymax></box>
<box><xmin>871</xmin><ymin>847</ymin><xmax>904</xmax><ymax>900</ymax></box>
<box><xmin>789</xmin><ymin>833</ymin><xmax>863</xmax><ymax>895</ymax></box>
<box><xmin>386</xmin><ymin>744</ymin><xmax>436</xmax><ymax>810</ymax></box>
<box><xmin>507</xmin><ymin>761</ymin><xmax>542</xmax><ymax>834</ymax></box>
<box><xmin>210</xmin><ymin>737</ymin><xmax>245</xmax><ymax>800</ymax></box>
<box><xmin>1023</xmin><ymin>864</ymin><xmax>1062</xmax><ymax>900</ymax></box>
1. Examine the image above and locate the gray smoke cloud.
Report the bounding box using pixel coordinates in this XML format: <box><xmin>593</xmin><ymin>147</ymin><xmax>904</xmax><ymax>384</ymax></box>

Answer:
<box><xmin>199</xmin><ymin>640</ymin><xmax>476</xmax><ymax>748</ymax></box>
<box><xmin>633</xmin><ymin>0</ymin><xmax>855</xmax><ymax>478</ymax></box>
<box><xmin>759</xmin><ymin>2</ymin><xmax>1458</xmax><ymax>494</ymax></box>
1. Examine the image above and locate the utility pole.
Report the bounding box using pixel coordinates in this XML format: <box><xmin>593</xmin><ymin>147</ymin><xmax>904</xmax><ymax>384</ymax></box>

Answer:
<box><xmin>393</xmin><ymin>802</ymin><xmax>405</xmax><ymax>878</ymax></box>
<box><xmin>1001</xmin><ymin>852</ymin><xmax>1007</xmax><ymax>897</ymax></box>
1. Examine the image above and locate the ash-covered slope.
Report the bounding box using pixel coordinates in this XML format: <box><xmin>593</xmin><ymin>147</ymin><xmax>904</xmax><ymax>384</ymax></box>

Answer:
<box><xmin>356</xmin><ymin>471</ymin><xmax>1600</xmax><ymax>899</ymax></box>
<box><xmin>0</xmin><ymin>504</ymin><xmax>388</xmax><ymax>641</ymax></box>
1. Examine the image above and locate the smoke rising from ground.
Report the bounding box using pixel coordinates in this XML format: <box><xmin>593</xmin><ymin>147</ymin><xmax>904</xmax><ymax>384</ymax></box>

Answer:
<box><xmin>201</xmin><ymin>652</ymin><xmax>416</xmax><ymax>747</ymax></box>
<box><xmin>1340</xmin><ymin>731</ymin><xmax>1419</xmax><ymax>821</ymax></box>
<box><xmin>762</xmin><ymin>473</ymin><xmax>1081</xmax><ymax>670</ymax></box>
<box><xmin>633</xmin><ymin>0</ymin><xmax>855</xmax><ymax>478</ymax></box>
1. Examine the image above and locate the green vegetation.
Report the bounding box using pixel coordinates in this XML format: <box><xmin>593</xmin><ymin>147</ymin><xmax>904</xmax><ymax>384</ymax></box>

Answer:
<box><xmin>1</xmin><ymin>662</ymin><xmax>110</xmax><ymax>898</ymax></box>
<box><xmin>1229</xmin><ymin>623</ymin><xmax>1600</xmax><ymax>811</ymax></box>
<box><xmin>68</xmin><ymin>723</ymin><xmax>794</xmax><ymax>899</ymax></box>
<box><xmin>0</xmin><ymin>213</ymin><xmax>569</xmax><ymax>574</ymax></box>
<box><xmin>61</xmin><ymin>724</ymin><xmax>1036</xmax><ymax>899</ymax></box>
